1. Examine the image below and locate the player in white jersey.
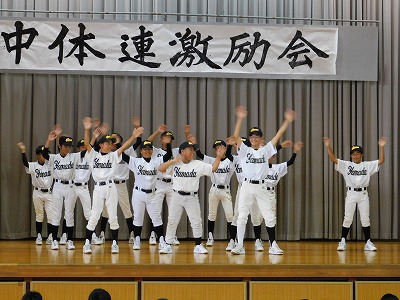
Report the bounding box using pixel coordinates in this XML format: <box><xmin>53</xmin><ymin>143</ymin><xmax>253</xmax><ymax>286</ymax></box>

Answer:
<box><xmin>148</xmin><ymin>125</ymin><xmax>181</xmax><ymax>245</ymax></box>
<box><xmin>18</xmin><ymin>143</ymin><xmax>53</xmax><ymax>245</ymax></box>
<box><xmin>82</xmin><ymin>117</ymin><xmax>144</xmax><ymax>254</ymax></box>
<box><xmin>95</xmin><ymin>127</ymin><xmax>142</xmax><ymax>245</ymax></box>
<box><xmin>73</xmin><ymin>139</ymin><xmax>94</xmax><ymax>239</ymax></box>
<box><xmin>323</xmin><ymin>137</ymin><xmax>387</xmax><ymax>251</ymax></box>
<box><xmin>158</xmin><ymin>141</ymin><xmax>225</xmax><ymax>254</ymax></box>
<box><xmin>230</xmin><ymin>106</ymin><xmax>296</xmax><ymax>255</ymax></box>
<box><xmin>44</xmin><ymin>130</ymin><xmax>78</xmax><ymax>251</ymax></box>
<box><xmin>229</xmin><ymin>138</ymin><xmax>293</xmax><ymax>251</ymax></box>
<box><xmin>194</xmin><ymin>139</ymin><xmax>236</xmax><ymax>250</ymax></box>
<box><xmin>123</xmin><ymin>140</ymin><xmax>172</xmax><ymax>250</ymax></box>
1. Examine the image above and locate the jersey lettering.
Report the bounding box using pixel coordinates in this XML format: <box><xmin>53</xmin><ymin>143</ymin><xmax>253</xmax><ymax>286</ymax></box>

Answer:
<box><xmin>35</xmin><ymin>169</ymin><xmax>51</xmax><ymax>178</ymax></box>
<box><xmin>137</xmin><ymin>165</ymin><xmax>157</xmax><ymax>176</ymax></box>
<box><xmin>174</xmin><ymin>167</ymin><xmax>197</xmax><ymax>177</ymax></box>
<box><xmin>347</xmin><ymin>166</ymin><xmax>367</xmax><ymax>176</ymax></box>
<box><xmin>54</xmin><ymin>160</ymin><xmax>74</xmax><ymax>170</ymax></box>
<box><xmin>265</xmin><ymin>173</ymin><xmax>279</xmax><ymax>180</ymax></box>
<box><xmin>235</xmin><ymin>163</ymin><xmax>242</xmax><ymax>173</ymax></box>
<box><xmin>246</xmin><ymin>153</ymin><xmax>266</xmax><ymax>164</ymax></box>
<box><xmin>76</xmin><ymin>162</ymin><xmax>90</xmax><ymax>170</ymax></box>
<box><xmin>215</xmin><ymin>166</ymin><xmax>231</xmax><ymax>173</ymax></box>
<box><xmin>93</xmin><ymin>158</ymin><xmax>112</xmax><ymax>169</ymax></box>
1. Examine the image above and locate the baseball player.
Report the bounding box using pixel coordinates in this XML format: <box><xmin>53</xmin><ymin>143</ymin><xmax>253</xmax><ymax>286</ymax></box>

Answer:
<box><xmin>229</xmin><ymin>138</ymin><xmax>293</xmax><ymax>252</ymax></box>
<box><xmin>17</xmin><ymin>143</ymin><xmax>53</xmax><ymax>245</ymax></box>
<box><xmin>323</xmin><ymin>136</ymin><xmax>387</xmax><ymax>251</ymax></box>
<box><xmin>230</xmin><ymin>106</ymin><xmax>296</xmax><ymax>255</ymax></box>
<box><xmin>193</xmin><ymin>138</ymin><xmax>236</xmax><ymax>250</ymax></box>
<box><xmin>95</xmin><ymin>122</ymin><xmax>142</xmax><ymax>245</ymax></box>
<box><xmin>147</xmin><ymin>125</ymin><xmax>181</xmax><ymax>245</ymax></box>
<box><xmin>123</xmin><ymin>140</ymin><xmax>172</xmax><ymax>250</ymax></box>
<box><xmin>82</xmin><ymin>117</ymin><xmax>144</xmax><ymax>254</ymax></box>
<box><xmin>158</xmin><ymin>140</ymin><xmax>225</xmax><ymax>254</ymax></box>
<box><xmin>43</xmin><ymin>127</ymin><xmax>78</xmax><ymax>251</ymax></box>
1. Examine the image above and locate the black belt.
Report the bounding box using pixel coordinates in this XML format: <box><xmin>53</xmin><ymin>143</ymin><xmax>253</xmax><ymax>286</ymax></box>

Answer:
<box><xmin>55</xmin><ymin>179</ymin><xmax>71</xmax><ymax>184</ymax></box>
<box><xmin>74</xmin><ymin>182</ymin><xmax>88</xmax><ymax>186</ymax></box>
<box><xmin>135</xmin><ymin>186</ymin><xmax>156</xmax><ymax>194</ymax></box>
<box><xmin>213</xmin><ymin>184</ymin><xmax>230</xmax><ymax>189</ymax></box>
<box><xmin>114</xmin><ymin>180</ymin><xmax>126</xmax><ymax>184</ymax></box>
<box><xmin>267</xmin><ymin>187</ymin><xmax>275</xmax><ymax>191</ymax></box>
<box><xmin>34</xmin><ymin>187</ymin><xmax>51</xmax><ymax>193</ymax></box>
<box><xmin>348</xmin><ymin>187</ymin><xmax>367</xmax><ymax>192</ymax></box>
<box><xmin>158</xmin><ymin>178</ymin><xmax>172</xmax><ymax>183</ymax></box>
<box><xmin>95</xmin><ymin>180</ymin><xmax>113</xmax><ymax>186</ymax></box>
<box><xmin>174</xmin><ymin>189</ymin><xmax>198</xmax><ymax>196</ymax></box>
<box><xmin>244</xmin><ymin>178</ymin><xmax>265</xmax><ymax>184</ymax></box>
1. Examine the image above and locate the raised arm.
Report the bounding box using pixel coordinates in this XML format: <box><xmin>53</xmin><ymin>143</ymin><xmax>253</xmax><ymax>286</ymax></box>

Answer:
<box><xmin>232</xmin><ymin>106</ymin><xmax>248</xmax><ymax>146</ymax></box>
<box><xmin>378</xmin><ymin>137</ymin><xmax>387</xmax><ymax>165</ymax></box>
<box><xmin>323</xmin><ymin>137</ymin><xmax>338</xmax><ymax>164</ymax></box>
<box><xmin>270</xmin><ymin>110</ymin><xmax>296</xmax><ymax>146</ymax></box>
<box><xmin>147</xmin><ymin>124</ymin><xmax>167</xmax><ymax>142</ymax></box>
<box><xmin>117</xmin><ymin>127</ymin><xmax>145</xmax><ymax>156</ymax></box>
<box><xmin>159</xmin><ymin>155</ymin><xmax>181</xmax><ymax>173</ymax></box>
<box><xmin>211</xmin><ymin>145</ymin><xmax>226</xmax><ymax>172</ymax></box>
<box><xmin>17</xmin><ymin>142</ymin><xmax>29</xmax><ymax>168</ymax></box>
<box><xmin>44</xmin><ymin>124</ymin><xmax>62</xmax><ymax>149</ymax></box>
<box><xmin>287</xmin><ymin>141</ymin><xmax>303</xmax><ymax>167</ymax></box>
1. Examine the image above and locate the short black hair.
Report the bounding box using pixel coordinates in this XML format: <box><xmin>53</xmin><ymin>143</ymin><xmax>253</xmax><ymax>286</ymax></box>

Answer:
<box><xmin>88</xmin><ymin>288</ymin><xmax>111</xmax><ymax>300</ymax></box>
<box><xmin>22</xmin><ymin>291</ymin><xmax>43</xmax><ymax>300</ymax></box>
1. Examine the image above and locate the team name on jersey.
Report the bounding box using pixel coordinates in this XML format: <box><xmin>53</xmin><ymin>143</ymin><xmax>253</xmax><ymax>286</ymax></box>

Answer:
<box><xmin>76</xmin><ymin>162</ymin><xmax>90</xmax><ymax>170</ymax></box>
<box><xmin>93</xmin><ymin>158</ymin><xmax>112</xmax><ymax>169</ymax></box>
<box><xmin>35</xmin><ymin>169</ymin><xmax>51</xmax><ymax>178</ymax></box>
<box><xmin>347</xmin><ymin>166</ymin><xmax>367</xmax><ymax>176</ymax></box>
<box><xmin>54</xmin><ymin>160</ymin><xmax>74</xmax><ymax>170</ymax></box>
<box><xmin>246</xmin><ymin>153</ymin><xmax>266</xmax><ymax>164</ymax></box>
<box><xmin>215</xmin><ymin>166</ymin><xmax>231</xmax><ymax>174</ymax></box>
<box><xmin>174</xmin><ymin>167</ymin><xmax>197</xmax><ymax>178</ymax></box>
<box><xmin>137</xmin><ymin>165</ymin><xmax>157</xmax><ymax>176</ymax></box>
<box><xmin>265</xmin><ymin>173</ymin><xmax>278</xmax><ymax>180</ymax></box>
<box><xmin>235</xmin><ymin>163</ymin><xmax>242</xmax><ymax>173</ymax></box>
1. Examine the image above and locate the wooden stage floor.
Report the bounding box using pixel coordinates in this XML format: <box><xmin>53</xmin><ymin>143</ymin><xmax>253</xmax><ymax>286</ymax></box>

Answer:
<box><xmin>1</xmin><ymin>239</ymin><xmax>400</xmax><ymax>281</ymax></box>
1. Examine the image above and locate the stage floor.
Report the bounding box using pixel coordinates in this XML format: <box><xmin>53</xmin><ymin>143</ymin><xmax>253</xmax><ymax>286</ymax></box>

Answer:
<box><xmin>1</xmin><ymin>240</ymin><xmax>400</xmax><ymax>280</ymax></box>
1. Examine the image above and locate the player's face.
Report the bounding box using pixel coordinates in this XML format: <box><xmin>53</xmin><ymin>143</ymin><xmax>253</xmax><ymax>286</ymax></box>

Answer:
<box><xmin>110</xmin><ymin>143</ymin><xmax>117</xmax><ymax>151</ymax></box>
<box><xmin>160</xmin><ymin>135</ymin><xmax>172</xmax><ymax>145</ymax></box>
<box><xmin>180</xmin><ymin>146</ymin><xmax>195</xmax><ymax>162</ymax></box>
<box><xmin>37</xmin><ymin>154</ymin><xmax>46</xmax><ymax>164</ymax></box>
<box><xmin>214</xmin><ymin>145</ymin><xmax>226</xmax><ymax>157</ymax></box>
<box><xmin>249</xmin><ymin>135</ymin><xmax>262</xmax><ymax>148</ymax></box>
<box><xmin>351</xmin><ymin>151</ymin><xmax>363</xmax><ymax>164</ymax></box>
<box><xmin>59</xmin><ymin>144</ymin><xmax>72</xmax><ymax>156</ymax></box>
<box><xmin>99</xmin><ymin>141</ymin><xmax>112</xmax><ymax>153</ymax></box>
<box><xmin>141</xmin><ymin>147</ymin><xmax>153</xmax><ymax>158</ymax></box>
<box><xmin>78</xmin><ymin>145</ymin><xmax>87</xmax><ymax>152</ymax></box>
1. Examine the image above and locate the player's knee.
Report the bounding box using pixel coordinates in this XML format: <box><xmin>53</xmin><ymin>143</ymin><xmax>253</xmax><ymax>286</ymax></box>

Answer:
<box><xmin>342</xmin><ymin>218</ymin><xmax>353</xmax><ymax>227</ymax></box>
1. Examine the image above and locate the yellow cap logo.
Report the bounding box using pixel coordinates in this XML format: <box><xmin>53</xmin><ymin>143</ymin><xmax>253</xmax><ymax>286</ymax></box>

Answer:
<box><xmin>144</xmin><ymin>141</ymin><xmax>152</xmax><ymax>145</ymax></box>
<box><xmin>66</xmin><ymin>138</ymin><xmax>73</xmax><ymax>142</ymax></box>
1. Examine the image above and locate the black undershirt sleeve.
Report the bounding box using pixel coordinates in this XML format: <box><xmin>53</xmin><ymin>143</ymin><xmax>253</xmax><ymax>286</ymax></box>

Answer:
<box><xmin>121</xmin><ymin>152</ymin><xmax>130</xmax><ymax>164</ymax></box>
<box><xmin>22</xmin><ymin>153</ymin><xmax>29</xmax><ymax>168</ymax></box>
<box><xmin>286</xmin><ymin>153</ymin><xmax>297</xmax><ymax>167</ymax></box>
<box><xmin>163</xmin><ymin>144</ymin><xmax>173</xmax><ymax>162</ymax></box>
<box><xmin>226</xmin><ymin>145</ymin><xmax>233</xmax><ymax>161</ymax></box>
<box><xmin>196</xmin><ymin>148</ymin><xmax>205</xmax><ymax>160</ymax></box>
<box><xmin>132</xmin><ymin>136</ymin><xmax>142</xmax><ymax>151</ymax></box>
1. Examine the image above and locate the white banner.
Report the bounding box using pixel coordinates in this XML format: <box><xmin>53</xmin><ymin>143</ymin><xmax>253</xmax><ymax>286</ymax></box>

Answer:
<box><xmin>0</xmin><ymin>18</ymin><xmax>337</xmax><ymax>77</ymax></box>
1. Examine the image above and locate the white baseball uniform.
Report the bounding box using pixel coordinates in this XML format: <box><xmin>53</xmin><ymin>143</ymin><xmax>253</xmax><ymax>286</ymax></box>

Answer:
<box><xmin>202</xmin><ymin>154</ymin><xmax>234</xmax><ymax>222</ymax></box>
<box><xmin>235</xmin><ymin>142</ymin><xmax>277</xmax><ymax>245</ymax></box>
<box><xmin>128</xmin><ymin>156</ymin><xmax>164</xmax><ymax>227</ymax></box>
<box><xmin>73</xmin><ymin>151</ymin><xmax>92</xmax><ymax>220</ymax></box>
<box><xmin>47</xmin><ymin>152</ymin><xmax>77</xmax><ymax>227</ymax></box>
<box><xmin>85</xmin><ymin>150</ymin><xmax>122</xmax><ymax>231</ymax></box>
<box><xmin>335</xmin><ymin>159</ymin><xmax>379</xmax><ymax>227</ymax></box>
<box><xmin>24</xmin><ymin>159</ymin><xmax>53</xmax><ymax>223</ymax></box>
<box><xmin>164</xmin><ymin>159</ymin><xmax>213</xmax><ymax>244</ymax></box>
<box><xmin>152</xmin><ymin>147</ymin><xmax>180</xmax><ymax>208</ymax></box>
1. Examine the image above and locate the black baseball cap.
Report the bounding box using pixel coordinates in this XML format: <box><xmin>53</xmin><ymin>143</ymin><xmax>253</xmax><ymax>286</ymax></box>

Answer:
<box><xmin>98</xmin><ymin>135</ymin><xmax>116</xmax><ymax>144</ymax></box>
<box><xmin>213</xmin><ymin>140</ymin><xmax>226</xmax><ymax>148</ymax></box>
<box><xmin>35</xmin><ymin>145</ymin><xmax>46</xmax><ymax>155</ymax></box>
<box><xmin>161</xmin><ymin>131</ymin><xmax>174</xmax><ymax>140</ymax></box>
<box><xmin>59</xmin><ymin>136</ymin><xmax>73</xmax><ymax>146</ymax></box>
<box><xmin>141</xmin><ymin>140</ymin><xmax>153</xmax><ymax>149</ymax></box>
<box><xmin>179</xmin><ymin>141</ymin><xmax>194</xmax><ymax>152</ymax></box>
<box><xmin>350</xmin><ymin>145</ymin><xmax>363</xmax><ymax>154</ymax></box>
<box><xmin>77</xmin><ymin>139</ymin><xmax>85</xmax><ymax>147</ymax></box>
<box><xmin>249</xmin><ymin>127</ymin><xmax>263</xmax><ymax>137</ymax></box>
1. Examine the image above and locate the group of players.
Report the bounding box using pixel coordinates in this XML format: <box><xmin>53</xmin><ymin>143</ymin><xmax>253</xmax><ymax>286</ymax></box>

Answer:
<box><xmin>18</xmin><ymin>105</ymin><xmax>387</xmax><ymax>255</ymax></box>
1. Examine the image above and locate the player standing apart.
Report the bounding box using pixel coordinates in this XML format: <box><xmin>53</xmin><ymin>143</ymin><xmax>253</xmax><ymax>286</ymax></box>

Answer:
<box><xmin>323</xmin><ymin>137</ymin><xmax>386</xmax><ymax>251</ymax></box>
<box><xmin>158</xmin><ymin>141</ymin><xmax>225</xmax><ymax>254</ymax></box>
<box><xmin>17</xmin><ymin>143</ymin><xmax>53</xmax><ymax>245</ymax></box>
<box><xmin>231</xmin><ymin>106</ymin><xmax>296</xmax><ymax>255</ymax></box>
